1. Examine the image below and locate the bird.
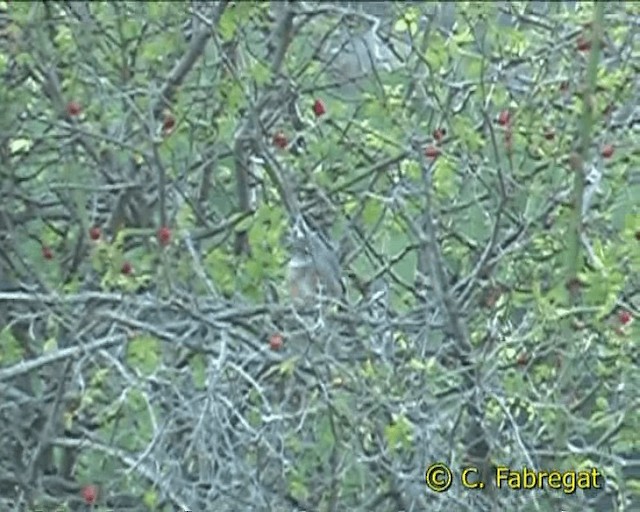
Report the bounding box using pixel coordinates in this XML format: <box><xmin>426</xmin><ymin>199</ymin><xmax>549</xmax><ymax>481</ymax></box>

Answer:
<box><xmin>287</xmin><ymin>215</ymin><xmax>345</xmax><ymax>303</ymax></box>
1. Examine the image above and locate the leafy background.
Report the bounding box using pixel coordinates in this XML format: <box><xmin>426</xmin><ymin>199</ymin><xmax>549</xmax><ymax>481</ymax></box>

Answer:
<box><xmin>0</xmin><ymin>1</ymin><xmax>638</xmax><ymax>511</ymax></box>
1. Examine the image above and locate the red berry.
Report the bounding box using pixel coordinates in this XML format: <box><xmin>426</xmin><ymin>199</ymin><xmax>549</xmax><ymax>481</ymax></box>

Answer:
<box><xmin>121</xmin><ymin>261</ymin><xmax>133</xmax><ymax>275</ymax></box>
<box><xmin>162</xmin><ymin>112</ymin><xmax>176</xmax><ymax>134</ymax></box>
<box><xmin>601</xmin><ymin>144</ymin><xmax>614</xmax><ymax>159</ymax></box>
<box><xmin>312</xmin><ymin>99</ymin><xmax>326</xmax><ymax>117</ymax></box>
<box><xmin>66</xmin><ymin>101</ymin><xmax>82</xmax><ymax>117</ymax></box>
<box><xmin>543</xmin><ymin>129</ymin><xmax>555</xmax><ymax>140</ymax></box>
<box><xmin>497</xmin><ymin>110</ymin><xmax>510</xmax><ymax>126</ymax></box>
<box><xmin>81</xmin><ymin>485</ymin><xmax>98</xmax><ymax>505</ymax></box>
<box><xmin>433</xmin><ymin>128</ymin><xmax>446</xmax><ymax>142</ymax></box>
<box><xmin>89</xmin><ymin>226</ymin><xmax>101</xmax><ymax>241</ymax></box>
<box><xmin>576</xmin><ymin>35</ymin><xmax>591</xmax><ymax>52</ymax></box>
<box><xmin>273</xmin><ymin>132</ymin><xmax>288</xmax><ymax>149</ymax></box>
<box><xmin>42</xmin><ymin>246</ymin><xmax>53</xmax><ymax>260</ymax></box>
<box><xmin>269</xmin><ymin>333</ymin><xmax>284</xmax><ymax>351</ymax></box>
<box><xmin>424</xmin><ymin>145</ymin><xmax>440</xmax><ymax>158</ymax></box>
<box><xmin>157</xmin><ymin>226</ymin><xmax>171</xmax><ymax>246</ymax></box>
<box><xmin>618</xmin><ymin>310</ymin><xmax>632</xmax><ymax>325</ymax></box>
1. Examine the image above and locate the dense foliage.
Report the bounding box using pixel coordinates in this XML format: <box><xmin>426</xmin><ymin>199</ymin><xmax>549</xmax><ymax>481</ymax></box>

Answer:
<box><xmin>0</xmin><ymin>2</ymin><xmax>638</xmax><ymax>511</ymax></box>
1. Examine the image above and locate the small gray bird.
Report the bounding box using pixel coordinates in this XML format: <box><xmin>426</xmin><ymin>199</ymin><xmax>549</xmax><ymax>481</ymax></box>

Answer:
<box><xmin>287</xmin><ymin>216</ymin><xmax>344</xmax><ymax>303</ymax></box>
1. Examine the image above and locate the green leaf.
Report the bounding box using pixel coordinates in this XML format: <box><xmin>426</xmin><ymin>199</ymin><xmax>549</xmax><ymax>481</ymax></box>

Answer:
<box><xmin>205</xmin><ymin>249</ymin><xmax>234</xmax><ymax>293</ymax></box>
<box><xmin>251</xmin><ymin>60</ymin><xmax>271</xmax><ymax>86</ymax></box>
<box><xmin>433</xmin><ymin>155</ymin><xmax>458</xmax><ymax>199</ymax></box>
<box><xmin>235</xmin><ymin>215</ymin><xmax>254</xmax><ymax>232</ymax></box>
<box><xmin>289</xmin><ymin>470</ymin><xmax>309</xmax><ymax>501</ymax></box>
<box><xmin>0</xmin><ymin>327</ymin><xmax>24</xmax><ymax>363</ymax></box>
<box><xmin>219</xmin><ymin>10</ymin><xmax>237</xmax><ymax>41</ymax></box>
<box><xmin>623</xmin><ymin>212</ymin><xmax>640</xmax><ymax>232</ymax></box>
<box><xmin>393</xmin><ymin>18</ymin><xmax>409</xmax><ymax>33</ymax></box>
<box><xmin>452</xmin><ymin>27</ymin><xmax>475</xmax><ymax>45</ymax></box>
<box><xmin>9</xmin><ymin>138</ymin><xmax>32</xmax><ymax>154</ymax></box>
<box><xmin>400</xmin><ymin>159</ymin><xmax>420</xmax><ymax>184</ymax></box>
<box><xmin>384</xmin><ymin>414</ymin><xmax>413</xmax><ymax>452</ymax></box>
<box><xmin>121</xmin><ymin>19</ymin><xmax>140</xmax><ymax>40</ymax></box>
<box><xmin>141</xmin><ymin>36</ymin><xmax>170</xmax><ymax>63</ymax></box>
<box><xmin>317</xmin><ymin>414</ymin><xmax>335</xmax><ymax>456</ymax></box>
<box><xmin>451</xmin><ymin>116</ymin><xmax>484</xmax><ymax>152</ymax></box>
<box><xmin>279</xmin><ymin>357</ymin><xmax>297</xmax><ymax>376</ymax></box>
<box><xmin>43</xmin><ymin>337</ymin><xmax>58</xmax><ymax>354</ymax></box>
<box><xmin>54</xmin><ymin>25</ymin><xmax>73</xmax><ymax>49</ymax></box>
<box><xmin>362</xmin><ymin>197</ymin><xmax>383</xmax><ymax>226</ymax></box>
<box><xmin>393</xmin><ymin>10</ymin><xmax>419</xmax><ymax>37</ymax></box>
<box><xmin>190</xmin><ymin>354</ymin><xmax>206</xmax><ymax>390</ymax></box>
<box><xmin>177</xmin><ymin>202</ymin><xmax>195</xmax><ymax>228</ymax></box>
<box><xmin>595</xmin><ymin>396</ymin><xmax>608</xmax><ymax>411</ymax></box>
<box><xmin>147</xmin><ymin>2</ymin><xmax>169</xmax><ymax>21</ymax></box>
<box><xmin>244</xmin><ymin>258</ymin><xmax>265</xmax><ymax>280</ymax></box>
<box><xmin>424</xmin><ymin>33</ymin><xmax>447</xmax><ymax>70</ymax></box>
<box><xmin>503</xmin><ymin>369</ymin><xmax>525</xmax><ymax>395</ymax></box>
<box><xmin>143</xmin><ymin>489</ymin><xmax>158</xmax><ymax>508</ymax></box>
<box><xmin>126</xmin><ymin>334</ymin><xmax>161</xmax><ymax>375</ymax></box>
